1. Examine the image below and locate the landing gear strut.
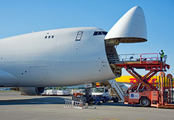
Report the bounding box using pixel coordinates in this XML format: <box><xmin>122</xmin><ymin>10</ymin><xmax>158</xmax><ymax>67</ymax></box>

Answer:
<box><xmin>83</xmin><ymin>83</ymin><xmax>96</xmax><ymax>103</ymax></box>
<box><xmin>83</xmin><ymin>88</ymin><xmax>92</xmax><ymax>103</ymax></box>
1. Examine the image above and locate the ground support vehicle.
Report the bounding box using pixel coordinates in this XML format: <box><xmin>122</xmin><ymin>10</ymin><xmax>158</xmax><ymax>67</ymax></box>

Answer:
<box><xmin>72</xmin><ymin>86</ymin><xmax>119</xmax><ymax>105</ymax></box>
<box><xmin>72</xmin><ymin>92</ymin><xmax>101</xmax><ymax>105</ymax></box>
<box><xmin>42</xmin><ymin>90</ymin><xmax>70</xmax><ymax>96</ymax></box>
<box><xmin>116</xmin><ymin>53</ymin><xmax>174</xmax><ymax>108</ymax></box>
<box><xmin>72</xmin><ymin>93</ymin><xmax>84</xmax><ymax>102</ymax></box>
<box><xmin>91</xmin><ymin>87</ymin><xmax>118</xmax><ymax>103</ymax></box>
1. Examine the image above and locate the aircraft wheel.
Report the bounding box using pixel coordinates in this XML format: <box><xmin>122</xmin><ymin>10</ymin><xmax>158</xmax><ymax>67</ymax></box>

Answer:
<box><xmin>82</xmin><ymin>96</ymin><xmax>87</xmax><ymax>103</ymax></box>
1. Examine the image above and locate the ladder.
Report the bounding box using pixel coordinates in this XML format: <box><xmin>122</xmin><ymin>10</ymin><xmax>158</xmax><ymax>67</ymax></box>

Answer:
<box><xmin>100</xmin><ymin>79</ymin><xmax>124</xmax><ymax>101</ymax></box>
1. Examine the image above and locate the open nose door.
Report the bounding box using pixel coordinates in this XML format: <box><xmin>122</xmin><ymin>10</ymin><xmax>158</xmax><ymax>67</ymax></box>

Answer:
<box><xmin>105</xmin><ymin>6</ymin><xmax>147</xmax><ymax>46</ymax></box>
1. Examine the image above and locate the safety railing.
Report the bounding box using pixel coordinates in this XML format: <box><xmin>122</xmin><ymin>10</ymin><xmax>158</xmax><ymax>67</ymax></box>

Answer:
<box><xmin>118</xmin><ymin>53</ymin><xmax>163</xmax><ymax>64</ymax></box>
<box><xmin>118</xmin><ymin>53</ymin><xmax>141</xmax><ymax>63</ymax></box>
<box><xmin>64</xmin><ymin>100</ymin><xmax>84</xmax><ymax>109</ymax></box>
<box><xmin>140</xmin><ymin>53</ymin><xmax>159</xmax><ymax>63</ymax></box>
<box><xmin>108</xmin><ymin>79</ymin><xmax>124</xmax><ymax>101</ymax></box>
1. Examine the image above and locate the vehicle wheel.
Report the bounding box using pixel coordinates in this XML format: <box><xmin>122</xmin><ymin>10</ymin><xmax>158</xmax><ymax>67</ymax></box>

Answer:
<box><xmin>140</xmin><ymin>97</ymin><xmax>151</xmax><ymax>107</ymax></box>
<box><xmin>82</xmin><ymin>96</ymin><xmax>87</xmax><ymax>103</ymax></box>
<box><xmin>113</xmin><ymin>97</ymin><xmax>118</xmax><ymax>103</ymax></box>
<box><xmin>98</xmin><ymin>101</ymin><xmax>100</xmax><ymax>105</ymax></box>
<box><xmin>102</xmin><ymin>97</ymin><xmax>106</xmax><ymax>103</ymax></box>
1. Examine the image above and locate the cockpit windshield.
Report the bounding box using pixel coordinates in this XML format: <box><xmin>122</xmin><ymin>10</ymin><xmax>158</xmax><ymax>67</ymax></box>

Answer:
<box><xmin>93</xmin><ymin>31</ymin><xmax>107</xmax><ymax>36</ymax></box>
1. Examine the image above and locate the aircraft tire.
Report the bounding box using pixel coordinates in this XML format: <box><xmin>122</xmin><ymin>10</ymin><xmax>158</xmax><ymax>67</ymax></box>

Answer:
<box><xmin>82</xmin><ymin>96</ymin><xmax>87</xmax><ymax>103</ymax></box>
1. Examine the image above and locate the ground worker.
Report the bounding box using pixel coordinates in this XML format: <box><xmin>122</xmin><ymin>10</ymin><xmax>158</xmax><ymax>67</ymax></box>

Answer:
<box><xmin>159</xmin><ymin>50</ymin><xmax>164</xmax><ymax>61</ymax></box>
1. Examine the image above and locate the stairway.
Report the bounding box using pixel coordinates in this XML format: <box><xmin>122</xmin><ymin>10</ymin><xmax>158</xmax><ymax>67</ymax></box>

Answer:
<box><xmin>100</xmin><ymin>79</ymin><xmax>124</xmax><ymax>101</ymax></box>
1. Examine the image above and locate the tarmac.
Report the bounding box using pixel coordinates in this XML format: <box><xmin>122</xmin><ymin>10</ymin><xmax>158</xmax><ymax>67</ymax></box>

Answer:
<box><xmin>0</xmin><ymin>91</ymin><xmax>174</xmax><ymax>120</ymax></box>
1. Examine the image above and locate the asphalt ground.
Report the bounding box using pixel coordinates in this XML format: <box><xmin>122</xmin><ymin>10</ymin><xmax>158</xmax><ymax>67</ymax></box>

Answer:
<box><xmin>0</xmin><ymin>91</ymin><xmax>173</xmax><ymax>120</ymax></box>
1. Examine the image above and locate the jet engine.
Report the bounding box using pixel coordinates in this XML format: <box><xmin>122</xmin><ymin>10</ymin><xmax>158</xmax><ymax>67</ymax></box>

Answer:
<box><xmin>12</xmin><ymin>87</ymin><xmax>45</xmax><ymax>95</ymax></box>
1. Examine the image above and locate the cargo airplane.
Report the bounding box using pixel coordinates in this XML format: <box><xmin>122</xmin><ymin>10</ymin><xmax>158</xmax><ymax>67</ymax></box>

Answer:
<box><xmin>0</xmin><ymin>6</ymin><xmax>147</xmax><ymax>95</ymax></box>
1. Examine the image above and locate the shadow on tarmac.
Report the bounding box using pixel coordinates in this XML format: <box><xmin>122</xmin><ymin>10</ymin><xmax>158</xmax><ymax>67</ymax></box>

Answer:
<box><xmin>100</xmin><ymin>102</ymin><xmax>141</xmax><ymax>107</ymax></box>
<box><xmin>0</xmin><ymin>97</ymin><xmax>141</xmax><ymax>107</ymax></box>
<box><xmin>0</xmin><ymin>96</ymin><xmax>71</xmax><ymax>105</ymax></box>
<box><xmin>0</xmin><ymin>92</ymin><xmax>140</xmax><ymax>107</ymax></box>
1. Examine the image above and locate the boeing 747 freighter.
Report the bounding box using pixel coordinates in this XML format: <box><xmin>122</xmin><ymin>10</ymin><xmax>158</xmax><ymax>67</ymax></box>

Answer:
<box><xmin>0</xmin><ymin>6</ymin><xmax>147</xmax><ymax>95</ymax></box>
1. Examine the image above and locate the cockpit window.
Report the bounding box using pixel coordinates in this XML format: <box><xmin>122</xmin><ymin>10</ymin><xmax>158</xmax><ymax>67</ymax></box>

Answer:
<box><xmin>93</xmin><ymin>31</ymin><xmax>98</xmax><ymax>35</ymax></box>
<box><xmin>102</xmin><ymin>31</ymin><xmax>107</xmax><ymax>35</ymax></box>
<box><xmin>98</xmin><ymin>31</ymin><xmax>102</xmax><ymax>35</ymax></box>
<box><xmin>93</xmin><ymin>31</ymin><xmax>108</xmax><ymax>36</ymax></box>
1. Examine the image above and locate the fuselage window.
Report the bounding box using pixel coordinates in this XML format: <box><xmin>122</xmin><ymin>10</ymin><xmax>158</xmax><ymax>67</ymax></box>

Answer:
<box><xmin>45</xmin><ymin>35</ymin><xmax>54</xmax><ymax>39</ymax></box>
<box><xmin>75</xmin><ymin>31</ymin><xmax>83</xmax><ymax>41</ymax></box>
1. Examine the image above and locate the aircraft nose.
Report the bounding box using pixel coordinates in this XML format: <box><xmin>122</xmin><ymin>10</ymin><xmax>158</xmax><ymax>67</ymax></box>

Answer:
<box><xmin>105</xmin><ymin>6</ymin><xmax>147</xmax><ymax>45</ymax></box>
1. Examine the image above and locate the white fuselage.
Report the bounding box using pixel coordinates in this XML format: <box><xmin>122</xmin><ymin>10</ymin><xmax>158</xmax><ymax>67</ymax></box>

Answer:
<box><xmin>0</xmin><ymin>27</ymin><xmax>115</xmax><ymax>87</ymax></box>
<box><xmin>0</xmin><ymin>6</ymin><xmax>148</xmax><ymax>88</ymax></box>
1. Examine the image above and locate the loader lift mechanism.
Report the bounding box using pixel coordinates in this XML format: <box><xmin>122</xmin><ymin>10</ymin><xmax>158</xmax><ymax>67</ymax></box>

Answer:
<box><xmin>115</xmin><ymin>53</ymin><xmax>174</xmax><ymax>108</ymax></box>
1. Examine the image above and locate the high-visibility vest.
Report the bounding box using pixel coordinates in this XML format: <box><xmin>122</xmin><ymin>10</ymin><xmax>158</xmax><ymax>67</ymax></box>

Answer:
<box><xmin>161</xmin><ymin>52</ymin><xmax>164</xmax><ymax>58</ymax></box>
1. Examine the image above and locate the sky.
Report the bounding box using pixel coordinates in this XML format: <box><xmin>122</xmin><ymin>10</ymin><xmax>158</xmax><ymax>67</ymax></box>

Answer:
<box><xmin>0</xmin><ymin>0</ymin><xmax>174</xmax><ymax>76</ymax></box>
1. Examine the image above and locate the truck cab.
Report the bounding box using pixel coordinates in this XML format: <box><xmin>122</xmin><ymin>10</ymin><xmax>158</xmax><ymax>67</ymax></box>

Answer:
<box><xmin>91</xmin><ymin>87</ymin><xmax>112</xmax><ymax>103</ymax></box>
